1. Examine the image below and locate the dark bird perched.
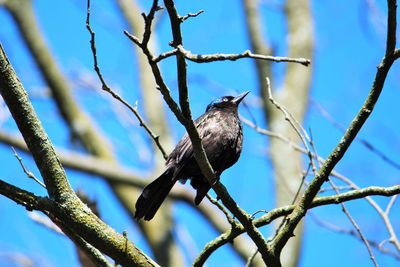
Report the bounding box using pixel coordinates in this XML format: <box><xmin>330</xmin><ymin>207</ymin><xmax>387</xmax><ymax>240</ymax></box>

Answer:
<box><xmin>135</xmin><ymin>91</ymin><xmax>249</xmax><ymax>221</ymax></box>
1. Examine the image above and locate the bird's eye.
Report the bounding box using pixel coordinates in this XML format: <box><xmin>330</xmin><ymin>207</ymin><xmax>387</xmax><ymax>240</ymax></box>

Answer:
<box><xmin>223</xmin><ymin>98</ymin><xmax>228</xmax><ymax>102</ymax></box>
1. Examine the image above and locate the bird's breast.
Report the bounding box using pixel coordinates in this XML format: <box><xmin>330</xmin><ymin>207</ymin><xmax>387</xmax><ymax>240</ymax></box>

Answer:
<box><xmin>201</xmin><ymin>110</ymin><xmax>243</xmax><ymax>172</ymax></box>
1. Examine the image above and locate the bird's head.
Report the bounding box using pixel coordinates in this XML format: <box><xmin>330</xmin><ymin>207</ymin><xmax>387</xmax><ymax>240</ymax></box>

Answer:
<box><xmin>206</xmin><ymin>91</ymin><xmax>250</xmax><ymax>112</ymax></box>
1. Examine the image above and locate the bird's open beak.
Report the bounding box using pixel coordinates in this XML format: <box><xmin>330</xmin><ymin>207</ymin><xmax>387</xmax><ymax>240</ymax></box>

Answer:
<box><xmin>233</xmin><ymin>91</ymin><xmax>250</xmax><ymax>105</ymax></box>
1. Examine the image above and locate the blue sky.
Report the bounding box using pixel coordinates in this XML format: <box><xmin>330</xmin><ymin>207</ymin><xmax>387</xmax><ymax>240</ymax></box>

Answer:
<box><xmin>0</xmin><ymin>0</ymin><xmax>399</xmax><ymax>266</ymax></box>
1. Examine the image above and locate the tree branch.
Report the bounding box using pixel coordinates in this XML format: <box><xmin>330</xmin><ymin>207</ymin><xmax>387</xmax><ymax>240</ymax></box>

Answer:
<box><xmin>0</xmin><ymin>43</ymin><xmax>72</xmax><ymax>199</ymax></box>
<box><xmin>271</xmin><ymin>0</ymin><xmax>398</xmax><ymax>257</ymax></box>
<box><xmin>86</xmin><ymin>0</ymin><xmax>167</xmax><ymax>159</ymax></box>
<box><xmin>180</xmin><ymin>47</ymin><xmax>310</xmax><ymax>66</ymax></box>
<box><xmin>162</xmin><ymin>0</ymin><xmax>275</xmax><ymax>264</ymax></box>
<box><xmin>194</xmin><ymin>184</ymin><xmax>400</xmax><ymax>265</ymax></box>
<box><xmin>154</xmin><ymin>47</ymin><xmax>310</xmax><ymax>66</ymax></box>
<box><xmin>0</xmin><ymin>43</ymin><xmax>157</xmax><ymax>267</ymax></box>
<box><xmin>0</xmin><ymin>128</ymin><xmax>258</xmax><ymax>263</ymax></box>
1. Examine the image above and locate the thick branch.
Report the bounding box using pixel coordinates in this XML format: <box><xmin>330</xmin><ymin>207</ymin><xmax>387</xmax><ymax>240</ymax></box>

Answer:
<box><xmin>0</xmin><ymin>130</ymin><xmax>246</xmax><ymax>258</ymax></box>
<box><xmin>0</xmin><ymin>179</ymin><xmax>50</xmax><ymax>211</ymax></box>
<box><xmin>4</xmin><ymin>5</ymin><xmax>168</xmax><ymax>262</ymax></box>
<box><xmin>194</xmin><ymin>184</ymin><xmax>400</xmax><ymax>265</ymax></box>
<box><xmin>56</xmin><ymin>222</ymin><xmax>114</xmax><ymax>267</ymax></box>
<box><xmin>0</xmin><ymin>43</ymin><xmax>72</xmax><ymax>199</ymax></box>
<box><xmin>0</xmin><ymin>44</ymin><xmax>157</xmax><ymax>266</ymax></box>
<box><xmin>0</xmin><ymin>178</ymin><xmax>158</xmax><ymax>267</ymax></box>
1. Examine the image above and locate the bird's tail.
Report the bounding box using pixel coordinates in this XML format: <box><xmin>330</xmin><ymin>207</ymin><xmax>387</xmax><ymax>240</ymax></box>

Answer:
<box><xmin>135</xmin><ymin>168</ymin><xmax>176</xmax><ymax>221</ymax></box>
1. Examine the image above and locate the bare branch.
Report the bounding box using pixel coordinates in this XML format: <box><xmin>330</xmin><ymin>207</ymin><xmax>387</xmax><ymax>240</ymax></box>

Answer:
<box><xmin>153</xmin><ymin>47</ymin><xmax>310</xmax><ymax>66</ymax></box>
<box><xmin>154</xmin><ymin>48</ymin><xmax>178</xmax><ymax>62</ymax></box>
<box><xmin>11</xmin><ymin>147</ymin><xmax>46</xmax><ymax>189</ymax></box>
<box><xmin>245</xmin><ymin>249</ymin><xmax>259</xmax><ymax>267</ymax></box>
<box><xmin>312</xmin><ymin>99</ymin><xmax>400</xmax><ymax>170</ymax></box>
<box><xmin>310</xmin><ymin>214</ymin><xmax>400</xmax><ymax>260</ymax></box>
<box><xmin>205</xmin><ymin>194</ymin><xmax>237</xmax><ymax>226</ymax></box>
<box><xmin>85</xmin><ymin>0</ymin><xmax>168</xmax><ymax>159</ymax></box>
<box><xmin>0</xmin><ymin>176</ymin><xmax>158</xmax><ymax>266</ymax></box>
<box><xmin>194</xmin><ymin>184</ymin><xmax>400</xmax><ymax>264</ymax></box>
<box><xmin>28</xmin><ymin>211</ymin><xmax>64</xmax><ymax>235</ymax></box>
<box><xmin>0</xmin><ymin>41</ymin><xmax>158</xmax><ymax>266</ymax></box>
<box><xmin>0</xmin><ymin>43</ymin><xmax>71</xmax><ymax>198</ymax></box>
<box><xmin>180</xmin><ymin>10</ymin><xmax>204</xmax><ymax>22</ymax></box>
<box><xmin>178</xmin><ymin>46</ymin><xmax>310</xmax><ymax>66</ymax></box>
<box><xmin>163</xmin><ymin>0</ymin><xmax>274</xmax><ymax>263</ymax></box>
<box><xmin>1</xmin><ymin>130</ymin><xmax>253</xmax><ymax>258</ymax></box>
<box><xmin>332</xmin><ymin>172</ymin><xmax>400</xmax><ymax>253</ymax></box>
<box><xmin>385</xmin><ymin>0</ymin><xmax>397</xmax><ymax>55</ymax></box>
<box><xmin>385</xmin><ymin>195</ymin><xmax>397</xmax><ymax>214</ymax></box>
<box><xmin>142</xmin><ymin>0</ymin><xmax>162</xmax><ymax>46</ymax></box>
<box><xmin>266</xmin><ymin>77</ymin><xmax>317</xmax><ymax>175</ymax></box>
<box><xmin>327</xmin><ymin>179</ymin><xmax>378</xmax><ymax>266</ymax></box>
<box><xmin>271</xmin><ymin>0</ymin><xmax>399</xmax><ymax>256</ymax></box>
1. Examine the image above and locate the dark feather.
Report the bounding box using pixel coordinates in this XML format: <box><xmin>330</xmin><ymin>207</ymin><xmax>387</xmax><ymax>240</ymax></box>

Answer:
<box><xmin>135</xmin><ymin>92</ymin><xmax>249</xmax><ymax>220</ymax></box>
<box><xmin>135</xmin><ymin>168</ymin><xmax>176</xmax><ymax>220</ymax></box>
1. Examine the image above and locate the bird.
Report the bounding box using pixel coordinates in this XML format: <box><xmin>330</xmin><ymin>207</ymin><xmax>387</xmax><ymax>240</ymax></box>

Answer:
<box><xmin>135</xmin><ymin>91</ymin><xmax>249</xmax><ymax>221</ymax></box>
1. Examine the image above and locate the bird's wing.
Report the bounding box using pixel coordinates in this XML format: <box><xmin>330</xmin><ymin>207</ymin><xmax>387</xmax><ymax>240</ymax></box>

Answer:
<box><xmin>196</xmin><ymin>115</ymin><xmax>231</xmax><ymax>167</ymax></box>
<box><xmin>168</xmin><ymin>112</ymin><xmax>230</xmax><ymax>171</ymax></box>
<box><xmin>193</xmin><ymin>111</ymin><xmax>241</xmax><ymax>173</ymax></box>
<box><xmin>167</xmin><ymin>113</ymin><xmax>212</xmax><ymax>164</ymax></box>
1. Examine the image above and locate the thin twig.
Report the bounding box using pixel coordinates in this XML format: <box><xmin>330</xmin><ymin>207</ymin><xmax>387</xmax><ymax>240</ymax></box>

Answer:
<box><xmin>28</xmin><ymin>211</ymin><xmax>64</xmax><ymax>235</ymax></box>
<box><xmin>318</xmin><ymin>185</ymin><xmax>354</xmax><ymax>194</ymax></box>
<box><xmin>142</xmin><ymin>0</ymin><xmax>162</xmax><ymax>46</ymax></box>
<box><xmin>241</xmin><ymin>116</ymin><xmax>307</xmax><ymax>154</ymax></box>
<box><xmin>328</xmin><ymin>179</ymin><xmax>379</xmax><ymax>266</ymax></box>
<box><xmin>245</xmin><ymin>248</ymin><xmax>259</xmax><ymax>267</ymax></box>
<box><xmin>273</xmin><ymin>163</ymin><xmax>311</xmax><ymax>240</ymax></box>
<box><xmin>312</xmin><ymin>99</ymin><xmax>400</xmax><ymax>171</ymax></box>
<box><xmin>205</xmin><ymin>194</ymin><xmax>236</xmax><ymax>226</ymax></box>
<box><xmin>266</xmin><ymin>77</ymin><xmax>317</xmax><ymax>173</ymax></box>
<box><xmin>266</xmin><ymin>77</ymin><xmax>318</xmax><ymax>241</ymax></box>
<box><xmin>310</xmin><ymin>213</ymin><xmax>400</xmax><ymax>260</ymax></box>
<box><xmin>313</xmin><ymin>113</ymin><xmax>379</xmax><ymax>266</ymax></box>
<box><xmin>333</xmin><ymin>172</ymin><xmax>400</xmax><ymax>252</ymax></box>
<box><xmin>85</xmin><ymin>0</ymin><xmax>168</xmax><ymax>160</ymax></box>
<box><xmin>251</xmin><ymin>209</ymin><xmax>269</xmax><ymax>220</ymax></box>
<box><xmin>154</xmin><ymin>49</ymin><xmax>178</xmax><ymax>62</ymax></box>
<box><xmin>180</xmin><ymin>10</ymin><xmax>204</xmax><ymax>22</ymax></box>
<box><xmin>385</xmin><ymin>195</ymin><xmax>397</xmax><ymax>214</ymax></box>
<box><xmin>12</xmin><ymin>147</ymin><xmax>46</xmax><ymax>189</ymax></box>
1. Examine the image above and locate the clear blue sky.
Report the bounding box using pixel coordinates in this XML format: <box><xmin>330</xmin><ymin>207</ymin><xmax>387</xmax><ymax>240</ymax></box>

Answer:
<box><xmin>0</xmin><ymin>0</ymin><xmax>399</xmax><ymax>266</ymax></box>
